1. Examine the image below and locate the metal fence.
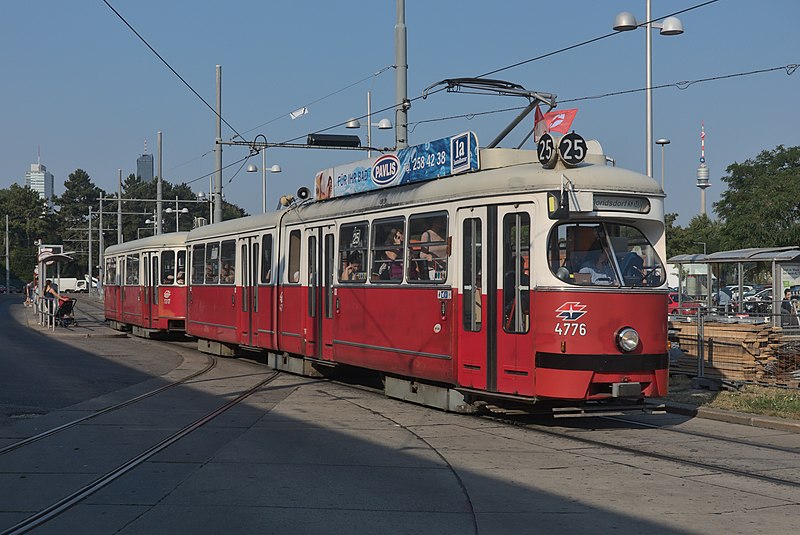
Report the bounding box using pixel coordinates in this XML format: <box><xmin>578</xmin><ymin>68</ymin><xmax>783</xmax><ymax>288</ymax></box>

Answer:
<box><xmin>669</xmin><ymin>304</ymin><xmax>800</xmax><ymax>388</ymax></box>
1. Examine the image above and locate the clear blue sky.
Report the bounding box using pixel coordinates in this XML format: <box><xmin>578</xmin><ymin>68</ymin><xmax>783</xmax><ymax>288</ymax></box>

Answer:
<box><xmin>1</xmin><ymin>1</ymin><xmax>798</xmax><ymax>226</ymax></box>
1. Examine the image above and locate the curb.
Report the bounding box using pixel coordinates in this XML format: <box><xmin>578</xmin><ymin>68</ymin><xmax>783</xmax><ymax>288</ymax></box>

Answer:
<box><xmin>653</xmin><ymin>400</ymin><xmax>800</xmax><ymax>434</ymax></box>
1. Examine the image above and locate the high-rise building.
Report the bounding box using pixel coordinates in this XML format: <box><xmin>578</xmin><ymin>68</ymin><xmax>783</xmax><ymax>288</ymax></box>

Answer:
<box><xmin>137</xmin><ymin>140</ymin><xmax>154</xmax><ymax>182</ymax></box>
<box><xmin>25</xmin><ymin>159</ymin><xmax>55</xmax><ymax>210</ymax></box>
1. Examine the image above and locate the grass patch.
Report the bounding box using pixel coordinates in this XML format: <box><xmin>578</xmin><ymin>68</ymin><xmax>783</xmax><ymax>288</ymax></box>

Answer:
<box><xmin>665</xmin><ymin>376</ymin><xmax>800</xmax><ymax>420</ymax></box>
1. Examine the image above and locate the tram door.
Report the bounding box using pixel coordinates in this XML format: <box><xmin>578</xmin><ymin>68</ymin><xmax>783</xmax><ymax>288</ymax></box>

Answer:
<box><xmin>457</xmin><ymin>205</ymin><xmax>535</xmax><ymax>396</ymax></box>
<box><xmin>495</xmin><ymin>205</ymin><xmax>535</xmax><ymax>396</ymax></box>
<box><xmin>141</xmin><ymin>252</ymin><xmax>156</xmax><ymax>328</ymax></box>
<box><xmin>456</xmin><ymin>207</ymin><xmax>488</xmax><ymax>389</ymax></box>
<box><xmin>237</xmin><ymin>235</ymin><xmax>260</xmax><ymax>347</ymax></box>
<box><xmin>321</xmin><ymin>230</ymin><xmax>336</xmax><ymax>360</ymax></box>
<box><xmin>305</xmin><ymin>227</ymin><xmax>333</xmax><ymax>359</ymax></box>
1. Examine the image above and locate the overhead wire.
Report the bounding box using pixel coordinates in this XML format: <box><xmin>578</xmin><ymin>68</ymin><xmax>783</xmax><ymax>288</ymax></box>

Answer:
<box><xmin>100</xmin><ymin>0</ymin><xmax>244</xmax><ymax>142</ymax></box>
<box><xmin>235</xmin><ymin>65</ymin><xmax>395</xmax><ymax>140</ymax></box>
<box><xmin>477</xmin><ymin>0</ymin><xmax>721</xmax><ymax>80</ymax></box>
<box><xmin>102</xmin><ymin>0</ymin><xmax>738</xmax><ymax>191</ymax></box>
<box><xmin>407</xmin><ymin>63</ymin><xmax>799</xmax><ymax>129</ymax></box>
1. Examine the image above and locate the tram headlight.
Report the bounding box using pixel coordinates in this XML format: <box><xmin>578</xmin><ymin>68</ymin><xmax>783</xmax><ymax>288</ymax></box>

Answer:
<box><xmin>616</xmin><ymin>327</ymin><xmax>640</xmax><ymax>353</ymax></box>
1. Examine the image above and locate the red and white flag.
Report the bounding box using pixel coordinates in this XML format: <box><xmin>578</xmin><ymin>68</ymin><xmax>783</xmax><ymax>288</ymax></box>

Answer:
<box><xmin>543</xmin><ymin>108</ymin><xmax>578</xmax><ymax>134</ymax></box>
<box><xmin>533</xmin><ymin>105</ymin><xmax>547</xmax><ymax>142</ymax></box>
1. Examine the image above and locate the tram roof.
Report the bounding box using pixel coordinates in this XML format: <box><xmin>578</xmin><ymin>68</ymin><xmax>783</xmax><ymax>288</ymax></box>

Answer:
<box><xmin>105</xmin><ymin>231</ymin><xmax>189</xmax><ymax>255</ymax></box>
<box><xmin>183</xmin><ymin>146</ymin><xmax>661</xmax><ymax>240</ymax></box>
<box><xmin>669</xmin><ymin>246</ymin><xmax>800</xmax><ymax>264</ymax></box>
<box><xmin>288</xmin><ymin>148</ymin><xmax>660</xmax><ymax>223</ymax></box>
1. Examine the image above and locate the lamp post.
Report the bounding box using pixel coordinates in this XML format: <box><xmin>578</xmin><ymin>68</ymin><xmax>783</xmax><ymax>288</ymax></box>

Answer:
<box><xmin>346</xmin><ymin>91</ymin><xmax>393</xmax><ymax>157</ymax></box>
<box><xmin>165</xmin><ymin>197</ymin><xmax>189</xmax><ymax>232</ymax></box>
<box><xmin>613</xmin><ymin>2</ymin><xmax>683</xmax><ymax>178</ymax></box>
<box><xmin>693</xmin><ymin>241</ymin><xmax>707</xmax><ymax>255</ymax></box>
<box><xmin>245</xmin><ymin>135</ymin><xmax>282</xmax><ymax>213</ymax></box>
<box><xmin>656</xmin><ymin>138</ymin><xmax>670</xmax><ymax>190</ymax></box>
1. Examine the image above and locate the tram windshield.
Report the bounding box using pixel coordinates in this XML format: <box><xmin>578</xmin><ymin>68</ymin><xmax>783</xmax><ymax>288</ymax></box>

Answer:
<box><xmin>547</xmin><ymin>222</ymin><xmax>664</xmax><ymax>288</ymax></box>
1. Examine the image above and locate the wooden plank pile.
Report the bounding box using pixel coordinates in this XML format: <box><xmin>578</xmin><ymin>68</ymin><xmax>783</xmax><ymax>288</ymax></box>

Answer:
<box><xmin>669</xmin><ymin>320</ymin><xmax>800</xmax><ymax>386</ymax></box>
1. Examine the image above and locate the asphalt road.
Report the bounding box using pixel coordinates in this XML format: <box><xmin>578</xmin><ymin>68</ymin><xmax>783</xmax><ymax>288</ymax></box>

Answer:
<box><xmin>0</xmin><ymin>294</ymin><xmax>181</xmax><ymax>427</ymax></box>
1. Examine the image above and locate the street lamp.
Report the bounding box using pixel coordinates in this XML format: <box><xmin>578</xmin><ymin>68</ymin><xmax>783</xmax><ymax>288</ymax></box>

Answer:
<box><xmin>693</xmin><ymin>241</ymin><xmax>707</xmax><ymax>255</ymax></box>
<box><xmin>246</xmin><ymin>138</ymin><xmax>282</xmax><ymax>214</ymax></box>
<box><xmin>165</xmin><ymin>197</ymin><xmax>189</xmax><ymax>232</ymax></box>
<box><xmin>655</xmin><ymin>138</ymin><xmax>670</xmax><ymax>190</ymax></box>
<box><xmin>346</xmin><ymin>91</ymin><xmax>393</xmax><ymax>157</ymax></box>
<box><xmin>613</xmin><ymin>2</ymin><xmax>683</xmax><ymax>178</ymax></box>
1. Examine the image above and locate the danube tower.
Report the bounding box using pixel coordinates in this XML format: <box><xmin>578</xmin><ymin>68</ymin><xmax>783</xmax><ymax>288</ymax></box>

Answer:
<box><xmin>696</xmin><ymin>122</ymin><xmax>711</xmax><ymax>215</ymax></box>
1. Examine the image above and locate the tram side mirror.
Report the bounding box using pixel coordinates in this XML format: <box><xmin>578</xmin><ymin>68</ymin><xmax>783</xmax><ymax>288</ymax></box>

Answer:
<box><xmin>547</xmin><ymin>190</ymin><xmax>569</xmax><ymax>220</ymax></box>
<box><xmin>297</xmin><ymin>187</ymin><xmax>311</xmax><ymax>200</ymax></box>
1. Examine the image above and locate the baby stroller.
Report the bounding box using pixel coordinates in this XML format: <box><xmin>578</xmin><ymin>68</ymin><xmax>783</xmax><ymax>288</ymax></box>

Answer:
<box><xmin>55</xmin><ymin>297</ymin><xmax>77</xmax><ymax>327</ymax></box>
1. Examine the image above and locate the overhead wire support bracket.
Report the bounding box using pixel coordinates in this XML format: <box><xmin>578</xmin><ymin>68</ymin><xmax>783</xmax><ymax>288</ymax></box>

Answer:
<box><xmin>422</xmin><ymin>77</ymin><xmax>558</xmax><ymax>148</ymax></box>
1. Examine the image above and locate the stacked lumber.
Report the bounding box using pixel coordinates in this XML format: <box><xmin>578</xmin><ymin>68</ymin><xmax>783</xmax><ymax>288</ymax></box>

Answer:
<box><xmin>668</xmin><ymin>320</ymin><xmax>800</xmax><ymax>385</ymax></box>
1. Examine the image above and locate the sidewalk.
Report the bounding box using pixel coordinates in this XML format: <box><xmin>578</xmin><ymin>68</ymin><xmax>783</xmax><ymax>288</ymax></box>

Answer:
<box><xmin>651</xmin><ymin>398</ymin><xmax>800</xmax><ymax>433</ymax></box>
<box><xmin>13</xmin><ymin>295</ymin><xmax>127</xmax><ymax>339</ymax></box>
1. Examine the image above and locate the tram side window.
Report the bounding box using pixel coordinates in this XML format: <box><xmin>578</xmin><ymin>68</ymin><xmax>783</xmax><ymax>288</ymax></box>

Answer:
<box><xmin>288</xmin><ymin>230</ymin><xmax>301</xmax><ymax>283</ymax></box>
<box><xmin>176</xmin><ymin>250</ymin><xmax>186</xmax><ymax>285</ymax></box>
<box><xmin>261</xmin><ymin>234</ymin><xmax>273</xmax><ymax>284</ymax></box>
<box><xmin>191</xmin><ymin>244</ymin><xmax>206</xmax><ymax>285</ymax></box>
<box><xmin>205</xmin><ymin>242</ymin><xmax>220</xmax><ymax>284</ymax></box>
<box><xmin>338</xmin><ymin>222</ymin><xmax>368</xmax><ymax>283</ymax></box>
<box><xmin>407</xmin><ymin>212</ymin><xmax>448</xmax><ymax>283</ymax></box>
<box><xmin>105</xmin><ymin>258</ymin><xmax>117</xmax><ymax>285</ymax></box>
<box><xmin>371</xmin><ymin>218</ymin><xmax>405</xmax><ymax>283</ymax></box>
<box><xmin>161</xmin><ymin>251</ymin><xmax>176</xmax><ymax>284</ymax></box>
<box><xmin>125</xmin><ymin>254</ymin><xmax>140</xmax><ymax>286</ymax></box>
<box><xmin>220</xmin><ymin>240</ymin><xmax>235</xmax><ymax>284</ymax></box>
<box><xmin>502</xmin><ymin>213</ymin><xmax>530</xmax><ymax>334</ymax></box>
<box><xmin>462</xmin><ymin>218</ymin><xmax>483</xmax><ymax>332</ymax></box>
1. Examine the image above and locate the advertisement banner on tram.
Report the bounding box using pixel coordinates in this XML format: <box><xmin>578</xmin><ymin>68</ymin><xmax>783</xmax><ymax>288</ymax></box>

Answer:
<box><xmin>314</xmin><ymin>131</ymin><xmax>479</xmax><ymax>200</ymax></box>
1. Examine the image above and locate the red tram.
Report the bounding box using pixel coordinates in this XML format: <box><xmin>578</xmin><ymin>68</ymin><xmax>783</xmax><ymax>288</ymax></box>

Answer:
<box><xmin>105</xmin><ymin>131</ymin><xmax>669</xmax><ymax>411</ymax></box>
<box><xmin>104</xmin><ymin>232</ymin><xmax>189</xmax><ymax>337</ymax></box>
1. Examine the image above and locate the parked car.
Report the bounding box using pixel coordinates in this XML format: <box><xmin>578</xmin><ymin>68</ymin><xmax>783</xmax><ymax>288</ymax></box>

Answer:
<box><xmin>743</xmin><ymin>288</ymin><xmax>773</xmax><ymax>315</ymax></box>
<box><xmin>725</xmin><ymin>284</ymin><xmax>754</xmax><ymax>302</ymax></box>
<box><xmin>668</xmin><ymin>292</ymin><xmax>703</xmax><ymax>315</ymax></box>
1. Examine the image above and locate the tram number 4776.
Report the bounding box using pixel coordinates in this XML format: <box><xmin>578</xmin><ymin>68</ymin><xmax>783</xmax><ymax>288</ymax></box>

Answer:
<box><xmin>554</xmin><ymin>322</ymin><xmax>587</xmax><ymax>336</ymax></box>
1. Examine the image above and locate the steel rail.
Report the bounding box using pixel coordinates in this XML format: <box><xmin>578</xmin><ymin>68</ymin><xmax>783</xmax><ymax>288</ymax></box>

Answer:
<box><xmin>2</xmin><ymin>370</ymin><xmax>280</xmax><ymax>535</ymax></box>
<box><xmin>0</xmin><ymin>351</ymin><xmax>216</xmax><ymax>457</ymax></box>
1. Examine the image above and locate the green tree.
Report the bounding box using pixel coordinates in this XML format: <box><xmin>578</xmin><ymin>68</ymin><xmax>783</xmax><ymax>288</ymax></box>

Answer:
<box><xmin>57</xmin><ymin>169</ymin><xmax>105</xmax><ymax>276</ymax></box>
<box><xmin>715</xmin><ymin>145</ymin><xmax>800</xmax><ymax>249</ymax></box>
<box><xmin>0</xmin><ymin>184</ymin><xmax>56</xmax><ymax>284</ymax></box>
<box><xmin>666</xmin><ymin>213</ymin><xmax>723</xmax><ymax>263</ymax></box>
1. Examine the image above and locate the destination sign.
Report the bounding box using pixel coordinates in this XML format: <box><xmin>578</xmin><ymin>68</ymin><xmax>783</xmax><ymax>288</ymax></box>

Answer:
<box><xmin>593</xmin><ymin>195</ymin><xmax>651</xmax><ymax>214</ymax></box>
<box><xmin>314</xmin><ymin>132</ymin><xmax>479</xmax><ymax>200</ymax></box>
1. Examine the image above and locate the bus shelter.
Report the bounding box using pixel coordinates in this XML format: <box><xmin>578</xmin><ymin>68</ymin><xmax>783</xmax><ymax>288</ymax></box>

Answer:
<box><xmin>669</xmin><ymin>246</ymin><xmax>800</xmax><ymax>327</ymax></box>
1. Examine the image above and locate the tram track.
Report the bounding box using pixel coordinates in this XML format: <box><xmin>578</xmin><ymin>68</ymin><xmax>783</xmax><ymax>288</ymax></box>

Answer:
<box><xmin>1</xmin><ymin>369</ymin><xmax>281</xmax><ymax>535</ymax></box>
<box><xmin>323</xmin><ymin>376</ymin><xmax>800</xmax><ymax>494</ymax></box>
<box><xmin>0</xmin><ymin>345</ymin><xmax>216</xmax><ymax>457</ymax></box>
<box><xmin>498</xmin><ymin>413</ymin><xmax>800</xmax><ymax>492</ymax></box>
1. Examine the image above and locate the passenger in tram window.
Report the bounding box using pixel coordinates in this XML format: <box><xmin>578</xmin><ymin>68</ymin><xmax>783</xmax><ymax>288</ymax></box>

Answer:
<box><xmin>176</xmin><ymin>271</ymin><xmax>185</xmax><ymax>285</ymax></box>
<box><xmin>406</xmin><ymin>240</ymin><xmax>427</xmax><ymax>281</ymax></box>
<box><xmin>578</xmin><ymin>251</ymin><xmax>614</xmax><ymax>285</ymax></box>
<box><xmin>379</xmin><ymin>229</ymin><xmax>404</xmax><ymax>280</ymax></box>
<box><xmin>341</xmin><ymin>253</ymin><xmax>362</xmax><ymax>281</ymax></box>
<box><xmin>420</xmin><ymin>219</ymin><xmax>447</xmax><ymax>270</ymax></box>
<box><xmin>220</xmin><ymin>263</ymin><xmax>235</xmax><ymax>284</ymax></box>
